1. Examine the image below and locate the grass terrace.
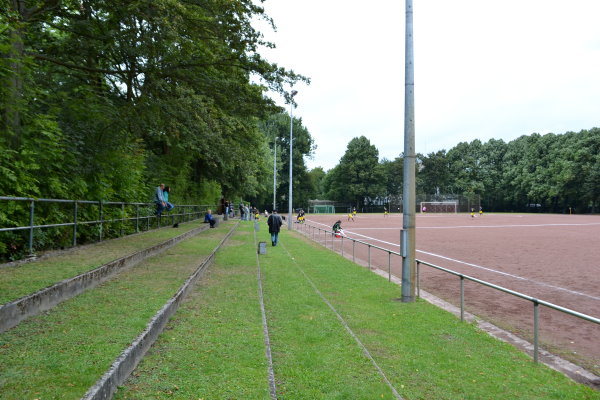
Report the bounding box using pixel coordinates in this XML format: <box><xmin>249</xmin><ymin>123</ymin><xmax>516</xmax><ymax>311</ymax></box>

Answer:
<box><xmin>117</xmin><ymin>223</ymin><xmax>599</xmax><ymax>399</ymax></box>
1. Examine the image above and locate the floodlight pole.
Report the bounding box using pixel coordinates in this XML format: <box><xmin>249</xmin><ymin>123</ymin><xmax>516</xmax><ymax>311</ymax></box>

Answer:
<box><xmin>401</xmin><ymin>0</ymin><xmax>416</xmax><ymax>302</ymax></box>
<box><xmin>273</xmin><ymin>137</ymin><xmax>277</xmax><ymax>212</ymax></box>
<box><xmin>288</xmin><ymin>90</ymin><xmax>298</xmax><ymax>229</ymax></box>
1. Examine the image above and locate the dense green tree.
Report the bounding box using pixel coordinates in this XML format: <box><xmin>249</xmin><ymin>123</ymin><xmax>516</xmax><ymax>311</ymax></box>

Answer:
<box><xmin>380</xmin><ymin>156</ymin><xmax>403</xmax><ymax>203</ymax></box>
<box><xmin>418</xmin><ymin>150</ymin><xmax>450</xmax><ymax>196</ymax></box>
<box><xmin>328</xmin><ymin>136</ymin><xmax>384</xmax><ymax>207</ymax></box>
<box><xmin>0</xmin><ymin>0</ymin><xmax>307</xmax><ymax>204</ymax></box>
<box><xmin>307</xmin><ymin>167</ymin><xmax>326</xmax><ymax>199</ymax></box>
<box><xmin>0</xmin><ymin>0</ymin><xmax>309</xmax><ymax>259</ymax></box>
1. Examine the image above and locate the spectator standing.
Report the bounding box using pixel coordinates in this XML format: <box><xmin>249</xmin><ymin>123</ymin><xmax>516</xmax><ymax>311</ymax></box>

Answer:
<box><xmin>154</xmin><ymin>183</ymin><xmax>166</xmax><ymax>216</ymax></box>
<box><xmin>267</xmin><ymin>210</ymin><xmax>283</xmax><ymax>246</ymax></box>
<box><xmin>239</xmin><ymin>203</ymin><xmax>245</xmax><ymax>220</ymax></box>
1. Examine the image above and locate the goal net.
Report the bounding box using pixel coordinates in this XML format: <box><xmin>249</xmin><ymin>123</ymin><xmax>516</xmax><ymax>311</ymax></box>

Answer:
<box><xmin>420</xmin><ymin>201</ymin><xmax>458</xmax><ymax>213</ymax></box>
<box><xmin>312</xmin><ymin>204</ymin><xmax>335</xmax><ymax>214</ymax></box>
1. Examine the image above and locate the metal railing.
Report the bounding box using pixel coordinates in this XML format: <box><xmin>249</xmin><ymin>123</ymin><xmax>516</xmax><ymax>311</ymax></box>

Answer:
<box><xmin>0</xmin><ymin>196</ymin><xmax>213</xmax><ymax>256</ymax></box>
<box><xmin>295</xmin><ymin>222</ymin><xmax>600</xmax><ymax>364</ymax></box>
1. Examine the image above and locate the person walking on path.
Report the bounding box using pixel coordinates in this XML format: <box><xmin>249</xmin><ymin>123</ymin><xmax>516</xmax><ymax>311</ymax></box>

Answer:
<box><xmin>267</xmin><ymin>209</ymin><xmax>283</xmax><ymax>246</ymax></box>
<box><xmin>154</xmin><ymin>183</ymin><xmax>166</xmax><ymax>216</ymax></box>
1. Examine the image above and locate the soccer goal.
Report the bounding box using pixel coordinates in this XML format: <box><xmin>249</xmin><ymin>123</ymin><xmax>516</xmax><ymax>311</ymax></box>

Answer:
<box><xmin>312</xmin><ymin>204</ymin><xmax>335</xmax><ymax>214</ymax></box>
<box><xmin>420</xmin><ymin>201</ymin><xmax>458</xmax><ymax>213</ymax></box>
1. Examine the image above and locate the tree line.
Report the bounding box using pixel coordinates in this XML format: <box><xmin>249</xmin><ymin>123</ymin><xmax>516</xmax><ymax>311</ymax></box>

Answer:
<box><xmin>1</xmin><ymin>0</ymin><xmax>309</xmax><ymax>205</ymax></box>
<box><xmin>318</xmin><ymin>128</ymin><xmax>600</xmax><ymax>214</ymax></box>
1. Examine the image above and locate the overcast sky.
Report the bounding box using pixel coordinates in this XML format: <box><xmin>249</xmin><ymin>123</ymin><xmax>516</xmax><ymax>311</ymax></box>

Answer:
<box><xmin>255</xmin><ymin>0</ymin><xmax>600</xmax><ymax>171</ymax></box>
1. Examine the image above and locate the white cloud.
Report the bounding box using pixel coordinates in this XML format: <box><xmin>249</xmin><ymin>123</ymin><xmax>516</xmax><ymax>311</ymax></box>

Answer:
<box><xmin>257</xmin><ymin>0</ymin><xmax>600</xmax><ymax>170</ymax></box>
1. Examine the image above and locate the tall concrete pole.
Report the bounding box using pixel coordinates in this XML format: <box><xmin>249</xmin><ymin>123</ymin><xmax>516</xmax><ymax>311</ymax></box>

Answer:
<box><xmin>273</xmin><ymin>138</ymin><xmax>277</xmax><ymax>212</ymax></box>
<box><xmin>401</xmin><ymin>0</ymin><xmax>416</xmax><ymax>302</ymax></box>
<box><xmin>288</xmin><ymin>90</ymin><xmax>298</xmax><ymax>229</ymax></box>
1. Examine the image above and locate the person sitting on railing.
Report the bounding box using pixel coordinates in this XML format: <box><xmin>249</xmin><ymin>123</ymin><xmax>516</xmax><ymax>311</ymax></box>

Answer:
<box><xmin>154</xmin><ymin>183</ymin><xmax>166</xmax><ymax>216</ymax></box>
<box><xmin>163</xmin><ymin>186</ymin><xmax>175</xmax><ymax>212</ymax></box>
<box><xmin>204</xmin><ymin>209</ymin><xmax>216</xmax><ymax>228</ymax></box>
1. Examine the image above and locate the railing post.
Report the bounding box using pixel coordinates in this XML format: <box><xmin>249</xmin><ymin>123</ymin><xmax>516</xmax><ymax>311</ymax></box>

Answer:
<box><xmin>388</xmin><ymin>252</ymin><xmax>392</xmax><ymax>282</ymax></box>
<box><xmin>460</xmin><ymin>275</ymin><xmax>465</xmax><ymax>322</ymax></box>
<box><xmin>28</xmin><ymin>200</ymin><xmax>35</xmax><ymax>255</ymax></box>
<box><xmin>368</xmin><ymin>244</ymin><xmax>371</xmax><ymax>269</ymax></box>
<box><xmin>99</xmin><ymin>200</ymin><xmax>104</xmax><ymax>241</ymax></box>
<box><xmin>135</xmin><ymin>204</ymin><xmax>139</xmax><ymax>233</ymax></box>
<box><xmin>533</xmin><ymin>300</ymin><xmax>540</xmax><ymax>363</ymax></box>
<box><xmin>416</xmin><ymin>260</ymin><xmax>420</xmax><ymax>297</ymax></box>
<box><xmin>121</xmin><ymin>202</ymin><xmax>125</xmax><ymax>236</ymax></box>
<box><xmin>72</xmin><ymin>201</ymin><xmax>78</xmax><ymax>247</ymax></box>
<box><xmin>352</xmin><ymin>240</ymin><xmax>355</xmax><ymax>263</ymax></box>
<box><xmin>146</xmin><ymin>205</ymin><xmax>150</xmax><ymax>231</ymax></box>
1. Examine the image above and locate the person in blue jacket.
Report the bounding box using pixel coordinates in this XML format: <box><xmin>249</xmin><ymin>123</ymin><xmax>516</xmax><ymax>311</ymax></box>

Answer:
<box><xmin>204</xmin><ymin>209</ymin><xmax>216</xmax><ymax>228</ymax></box>
<box><xmin>154</xmin><ymin>183</ymin><xmax>166</xmax><ymax>216</ymax></box>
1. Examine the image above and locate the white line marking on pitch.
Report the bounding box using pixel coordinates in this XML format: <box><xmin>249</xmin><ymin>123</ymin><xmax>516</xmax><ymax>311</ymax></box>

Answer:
<box><xmin>337</xmin><ymin>223</ymin><xmax>600</xmax><ymax>230</ymax></box>
<box><xmin>305</xmin><ymin>220</ymin><xmax>600</xmax><ymax>302</ymax></box>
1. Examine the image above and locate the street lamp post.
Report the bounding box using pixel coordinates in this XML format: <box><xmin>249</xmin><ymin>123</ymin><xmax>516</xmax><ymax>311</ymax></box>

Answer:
<box><xmin>288</xmin><ymin>90</ymin><xmax>298</xmax><ymax>229</ymax></box>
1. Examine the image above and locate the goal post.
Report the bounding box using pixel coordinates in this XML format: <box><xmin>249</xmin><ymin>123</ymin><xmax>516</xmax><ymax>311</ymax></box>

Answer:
<box><xmin>312</xmin><ymin>204</ymin><xmax>335</xmax><ymax>214</ymax></box>
<box><xmin>420</xmin><ymin>201</ymin><xmax>458</xmax><ymax>213</ymax></box>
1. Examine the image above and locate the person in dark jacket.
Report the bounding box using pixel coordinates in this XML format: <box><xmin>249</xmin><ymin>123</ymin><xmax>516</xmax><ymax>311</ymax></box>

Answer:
<box><xmin>267</xmin><ymin>209</ymin><xmax>283</xmax><ymax>246</ymax></box>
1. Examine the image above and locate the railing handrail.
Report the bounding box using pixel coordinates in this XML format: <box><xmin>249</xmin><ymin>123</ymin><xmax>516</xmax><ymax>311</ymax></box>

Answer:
<box><xmin>299</xmin><ymin>222</ymin><xmax>600</xmax><ymax>355</ymax></box>
<box><xmin>415</xmin><ymin>259</ymin><xmax>600</xmax><ymax>325</ymax></box>
<box><xmin>0</xmin><ymin>196</ymin><xmax>216</xmax><ymax>258</ymax></box>
<box><xmin>0</xmin><ymin>196</ymin><xmax>212</xmax><ymax>208</ymax></box>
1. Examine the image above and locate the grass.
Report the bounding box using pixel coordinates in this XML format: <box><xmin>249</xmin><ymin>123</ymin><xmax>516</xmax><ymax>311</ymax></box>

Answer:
<box><xmin>0</xmin><ymin>222</ymin><xmax>233</xmax><ymax>399</ymax></box>
<box><xmin>117</xmin><ymin>223</ymin><xmax>396</xmax><ymax>399</ymax></box>
<box><xmin>0</xmin><ymin>221</ymin><xmax>205</xmax><ymax>304</ymax></box>
<box><xmin>118</xmin><ymin>223</ymin><xmax>599</xmax><ymax>399</ymax></box>
<box><xmin>277</xmin><ymin>231</ymin><xmax>599</xmax><ymax>400</ymax></box>
<box><xmin>116</xmin><ymin>225</ymin><xmax>272</xmax><ymax>399</ymax></box>
<box><xmin>2</xmin><ymin>220</ymin><xmax>597</xmax><ymax>399</ymax></box>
